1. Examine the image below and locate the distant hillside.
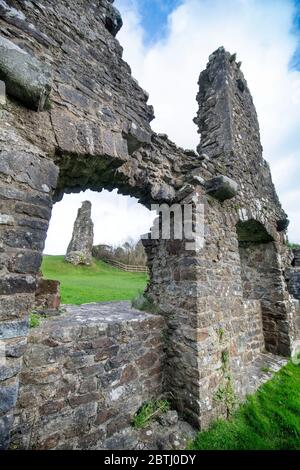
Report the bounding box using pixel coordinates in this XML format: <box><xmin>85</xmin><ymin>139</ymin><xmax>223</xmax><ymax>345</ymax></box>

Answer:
<box><xmin>42</xmin><ymin>256</ymin><xmax>148</xmax><ymax>305</ymax></box>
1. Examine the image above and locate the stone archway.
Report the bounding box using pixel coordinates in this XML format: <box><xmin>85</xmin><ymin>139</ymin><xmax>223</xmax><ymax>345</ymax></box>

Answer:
<box><xmin>237</xmin><ymin>219</ymin><xmax>296</xmax><ymax>355</ymax></box>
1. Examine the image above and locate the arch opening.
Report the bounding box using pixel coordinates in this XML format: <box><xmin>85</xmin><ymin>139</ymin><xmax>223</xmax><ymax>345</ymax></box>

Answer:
<box><xmin>236</xmin><ymin>219</ymin><xmax>274</xmax><ymax>244</ymax></box>
<box><xmin>40</xmin><ymin>189</ymin><xmax>156</xmax><ymax>307</ymax></box>
<box><xmin>237</xmin><ymin>219</ymin><xmax>288</xmax><ymax>354</ymax></box>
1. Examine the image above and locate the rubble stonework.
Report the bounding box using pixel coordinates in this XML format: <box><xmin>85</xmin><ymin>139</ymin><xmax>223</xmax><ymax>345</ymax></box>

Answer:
<box><xmin>286</xmin><ymin>250</ymin><xmax>300</xmax><ymax>333</ymax></box>
<box><xmin>0</xmin><ymin>0</ymin><xmax>299</xmax><ymax>449</ymax></box>
<box><xmin>65</xmin><ymin>201</ymin><xmax>94</xmax><ymax>266</ymax></box>
<box><xmin>9</xmin><ymin>302</ymin><xmax>165</xmax><ymax>450</ymax></box>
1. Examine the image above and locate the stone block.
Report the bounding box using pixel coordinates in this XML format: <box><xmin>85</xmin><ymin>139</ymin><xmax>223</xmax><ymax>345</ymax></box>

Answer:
<box><xmin>0</xmin><ymin>358</ymin><xmax>22</xmax><ymax>381</ymax></box>
<box><xmin>293</xmin><ymin>249</ymin><xmax>300</xmax><ymax>267</ymax></box>
<box><xmin>0</xmin><ymin>35</ymin><xmax>52</xmax><ymax>111</ymax></box>
<box><xmin>10</xmin><ymin>251</ymin><xmax>42</xmax><ymax>274</ymax></box>
<box><xmin>2</xmin><ymin>229</ymin><xmax>46</xmax><ymax>251</ymax></box>
<box><xmin>14</xmin><ymin>202</ymin><xmax>52</xmax><ymax>221</ymax></box>
<box><xmin>123</xmin><ymin>121</ymin><xmax>152</xmax><ymax>154</ymax></box>
<box><xmin>5</xmin><ymin>338</ymin><xmax>27</xmax><ymax>358</ymax></box>
<box><xmin>0</xmin><ymin>320</ymin><xmax>28</xmax><ymax>340</ymax></box>
<box><xmin>0</xmin><ymin>213</ymin><xmax>13</xmax><ymax>225</ymax></box>
<box><xmin>0</xmin><ymin>380</ymin><xmax>19</xmax><ymax>414</ymax></box>
<box><xmin>0</xmin><ymin>150</ymin><xmax>58</xmax><ymax>193</ymax></box>
<box><xmin>151</xmin><ymin>182</ymin><xmax>176</xmax><ymax>202</ymax></box>
<box><xmin>0</xmin><ymin>294</ymin><xmax>33</xmax><ymax>321</ymax></box>
<box><xmin>77</xmin><ymin>429</ymin><xmax>105</xmax><ymax>449</ymax></box>
<box><xmin>277</xmin><ymin>217</ymin><xmax>289</xmax><ymax>232</ymax></box>
<box><xmin>64</xmin><ymin>353</ymin><xmax>94</xmax><ymax>370</ymax></box>
<box><xmin>106</xmin><ymin>414</ymin><xmax>131</xmax><ymax>437</ymax></box>
<box><xmin>205</xmin><ymin>175</ymin><xmax>238</xmax><ymax>201</ymax></box>
<box><xmin>68</xmin><ymin>392</ymin><xmax>100</xmax><ymax>408</ymax></box>
<box><xmin>0</xmin><ymin>275</ymin><xmax>36</xmax><ymax>295</ymax></box>
<box><xmin>105</xmin><ymin>3</ymin><xmax>123</xmax><ymax>36</ymax></box>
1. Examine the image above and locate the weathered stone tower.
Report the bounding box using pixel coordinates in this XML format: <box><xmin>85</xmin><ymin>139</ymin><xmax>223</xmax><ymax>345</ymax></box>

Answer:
<box><xmin>65</xmin><ymin>201</ymin><xmax>94</xmax><ymax>266</ymax></box>
<box><xmin>0</xmin><ymin>0</ymin><xmax>299</xmax><ymax>449</ymax></box>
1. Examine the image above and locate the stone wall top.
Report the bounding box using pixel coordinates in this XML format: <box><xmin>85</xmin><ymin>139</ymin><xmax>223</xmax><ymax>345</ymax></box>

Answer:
<box><xmin>10</xmin><ymin>301</ymin><xmax>166</xmax><ymax>449</ymax></box>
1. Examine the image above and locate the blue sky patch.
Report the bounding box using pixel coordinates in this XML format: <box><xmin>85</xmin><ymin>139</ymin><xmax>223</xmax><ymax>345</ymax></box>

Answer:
<box><xmin>288</xmin><ymin>0</ymin><xmax>300</xmax><ymax>70</ymax></box>
<box><xmin>134</xmin><ymin>0</ymin><xmax>183</xmax><ymax>45</ymax></box>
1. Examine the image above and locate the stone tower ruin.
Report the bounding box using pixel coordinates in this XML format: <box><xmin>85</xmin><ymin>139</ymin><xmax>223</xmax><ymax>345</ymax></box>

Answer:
<box><xmin>65</xmin><ymin>201</ymin><xmax>94</xmax><ymax>266</ymax></box>
<box><xmin>0</xmin><ymin>0</ymin><xmax>299</xmax><ymax>449</ymax></box>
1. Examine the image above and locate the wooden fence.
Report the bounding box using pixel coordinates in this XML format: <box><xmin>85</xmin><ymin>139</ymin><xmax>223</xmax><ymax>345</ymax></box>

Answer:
<box><xmin>103</xmin><ymin>258</ymin><xmax>149</xmax><ymax>273</ymax></box>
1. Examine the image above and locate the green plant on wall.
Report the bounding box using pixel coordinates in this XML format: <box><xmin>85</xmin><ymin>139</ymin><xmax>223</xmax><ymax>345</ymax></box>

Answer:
<box><xmin>132</xmin><ymin>399</ymin><xmax>170</xmax><ymax>428</ymax></box>
<box><xmin>214</xmin><ymin>347</ymin><xmax>238</xmax><ymax>418</ymax></box>
<box><xmin>29</xmin><ymin>312</ymin><xmax>42</xmax><ymax>328</ymax></box>
<box><xmin>218</xmin><ymin>327</ymin><xmax>225</xmax><ymax>342</ymax></box>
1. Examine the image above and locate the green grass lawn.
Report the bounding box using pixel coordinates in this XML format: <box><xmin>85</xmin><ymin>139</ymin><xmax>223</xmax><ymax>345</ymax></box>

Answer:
<box><xmin>42</xmin><ymin>255</ymin><xmax>148</xmax><ymax>304</ymax></box>
<box><xmin>190</xmin><ymin>361</ymin><xmax>300</xmax><ymax>450</ymax></box>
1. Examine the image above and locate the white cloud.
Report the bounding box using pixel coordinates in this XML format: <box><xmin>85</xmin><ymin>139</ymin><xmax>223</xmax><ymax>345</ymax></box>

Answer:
<box><xmin>116</xmin><ymin>0</ymin><xmax>300</xmax><ymax>241</ymax></box>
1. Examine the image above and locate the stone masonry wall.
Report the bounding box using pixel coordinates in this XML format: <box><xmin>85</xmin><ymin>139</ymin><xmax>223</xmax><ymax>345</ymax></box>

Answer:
<box><xmin>10</xmin><ymin>302</ymin><xmax>165</xmax><ymax>450</ymax></box>
<box><xmin>287</xmin><ymin>270</ymin><xmax>300</xmax><ymax>301</ymax></box>
<box><xmin>143</xmin><ymin>193</ymin><xmax>266</xmax><ymax>428</ymax></box>
<box><xmin>0</xmin><ymin>0</ymin><xmax>198</xmax><ymax>206</ymax></box>
<box><xmin>286</xmin><ymin>249</ymin><xmax>300</xmax><ymax>301</ymax></box>
<box><xmin>0</xmin><ymin>122</ymin><xmax>58</xmax><ymax>449</ymax></box>
<box><xmin>194</xmin><ymin>48</ymin><xmax>297</xmax><ymax>356</ymax></box>
<box><xmin>239</xmin><ymin>241</ymin><xmax>293</xmax><ymax>354</ymax></box>
<box><xmin>285</xmin><ymin>249</ymin><xmax>300</xmax><ymax>335</ymax></box>
<box><xmin>143</xmin><ymin>48</ymin><xmax>299</xmax><ymax>427</ymax></box>
<box><xmin>1</xmin><ymin>0</ymin><xmax>299</xmax><ymax>447</ymax></box>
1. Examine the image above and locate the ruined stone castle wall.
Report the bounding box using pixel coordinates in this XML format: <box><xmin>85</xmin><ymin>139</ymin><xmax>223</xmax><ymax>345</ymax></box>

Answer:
<box><xmin>287</xmin><ymin>270</ymin><xmax>300</xmax><ymax>301</ymax></box>
<box><xmin>10</xmin><ymin>303</ymin><xmax>165</xmax><ymax>450</ymax></box>
<box><xmin>286</xmin><ymin>249</ymin><xmax>300</xmax><ymax>301</ymax></box>
<box><xmin>142</xmin><ymin>49</ymin><xmax>299</xmax><ymax>426</ymax></box>
<box><xmin>0</xmin><ymin>1</ymin><xmax>191</xmax><ymax>446</ymax></box>
<box><xmin>0</xmin><ymin>0</ymin><xmax>299</xmax><ymax>449</ymax></box>
<box><xmin>0</xmin><ymin>0</ymin><xmax>196</xmax><ymax>205</ymax></box>
<box><xmin>0</xmin><ymin>124</ymin><xmax>58</xmax><ymax>448</ymax></box>
<box><xmin>194</xmin><ymin>48</ymin><xmax>298</xmax><ymax>356</ymax></box>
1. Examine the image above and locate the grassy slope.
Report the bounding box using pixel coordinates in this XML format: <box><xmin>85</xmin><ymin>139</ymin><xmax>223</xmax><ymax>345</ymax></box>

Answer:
<box><xmin>42</xmin><ymin>255</ymin><xmax>148</xmax><ymax>305</ymax></box>
<box><xmin>190</xmin><ymin>361</ymin><xmax>300</xmax><ymax>450</ymax></box>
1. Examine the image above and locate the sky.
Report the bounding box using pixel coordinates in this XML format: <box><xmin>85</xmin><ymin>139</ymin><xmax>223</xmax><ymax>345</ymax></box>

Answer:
<box><xmin>45</xmin><ymin>0</ymin><xmax>300</xmax><ymax>254</ymax></box>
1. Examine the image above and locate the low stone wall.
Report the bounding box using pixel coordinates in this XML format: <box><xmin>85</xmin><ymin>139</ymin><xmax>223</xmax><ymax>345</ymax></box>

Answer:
<box><xmin>10</xmin><ymin>302</ymin><xmax>165</xmax><ymax>450</ymax></box>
